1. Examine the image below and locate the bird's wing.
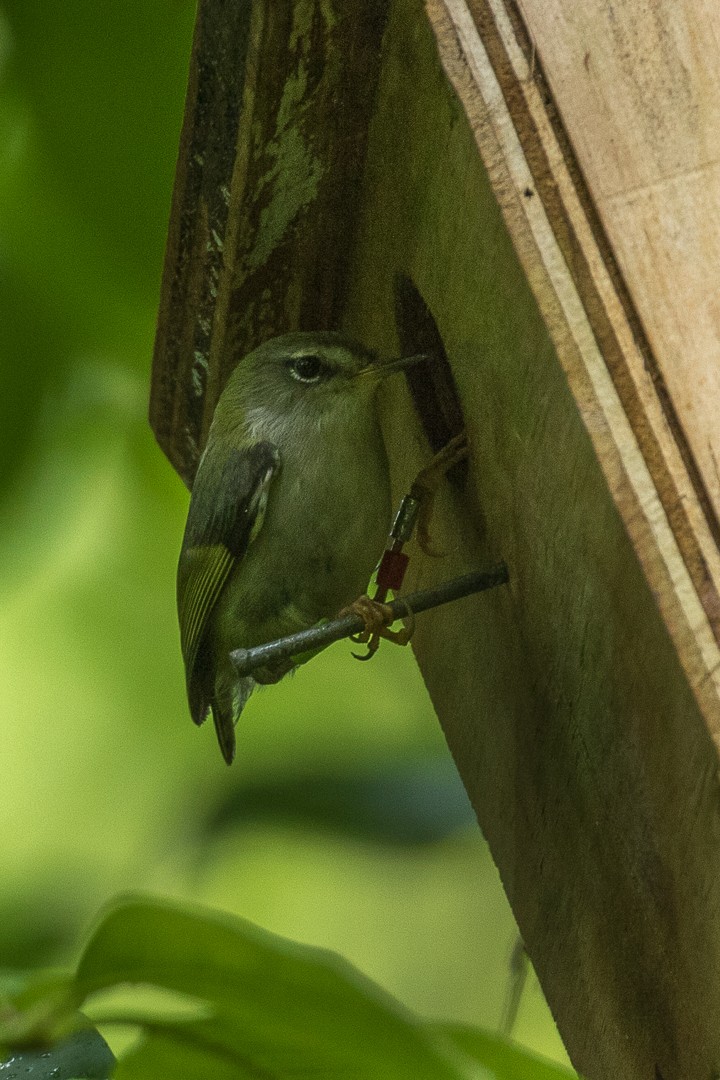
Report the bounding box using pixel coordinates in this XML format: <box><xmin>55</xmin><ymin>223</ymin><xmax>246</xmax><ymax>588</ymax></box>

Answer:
<box><xmin>177</xmin><ymin>440</ymin><xmax>280</xmax><ymax>722</ymax></box>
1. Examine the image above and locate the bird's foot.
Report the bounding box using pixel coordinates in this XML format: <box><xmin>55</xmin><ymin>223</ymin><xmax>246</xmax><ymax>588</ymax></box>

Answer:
<box><xmin>411</xmin><ymin>431</ymin><xmax>469</xmax><ymax>557</ymax></box>
<box><xmin>340</xmin><ymin>594</ymin><xmax>415</xmax><ymax>661</ymax></box>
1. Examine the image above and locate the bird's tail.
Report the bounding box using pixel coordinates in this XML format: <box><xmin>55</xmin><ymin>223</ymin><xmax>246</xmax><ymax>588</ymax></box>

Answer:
<box><xmin>211</xmin><ymin>673</ymin><xmax>254</xmax><ymax>765</ymax></box>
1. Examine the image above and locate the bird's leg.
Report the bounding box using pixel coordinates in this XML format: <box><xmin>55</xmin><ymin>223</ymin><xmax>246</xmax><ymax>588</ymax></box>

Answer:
<box><xmin>410</xmin><ymin>431</ymin><xmax>469</xmax><ymax>557</ymax></box>
<box><xmin>340</xmin><ymin>592</ymin><xmax>415</xmax><ymax>662</ymax></box>
<box><xmin>341</xmin><ymin>432</ymin><xmax>467</xmax><ymax>661</ymax></box>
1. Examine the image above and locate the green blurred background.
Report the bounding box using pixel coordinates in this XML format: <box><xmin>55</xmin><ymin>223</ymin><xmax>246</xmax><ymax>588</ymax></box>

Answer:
<box><xmin>0</xmin><ymin>0</ymin><xmax>568</xmax><ymax>1067</ymax></box>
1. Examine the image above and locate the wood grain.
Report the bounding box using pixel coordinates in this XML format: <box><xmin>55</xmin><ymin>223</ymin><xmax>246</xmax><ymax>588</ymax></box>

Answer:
<box><xmin>505</xmin><ymin>0</ymin><xmax>720</xmax><ymax>537</ymax></box>
<box><xmin>150</xmin><ymin>0</ymin><xmax>389</xmax><ymax>486</ymax></box>
<box><xmin>443</xmin><ymin>0</ymin><xmax>720</xmax><ymax>709</ymax></box>
<box><xmin>151</xmin><ymin>0</ymin><xmax>720</xmax><ymax>1074</ymax></box>
<box><xmin>345</xmin><ymin>0</ymin><xmax>720</xmax><ymax>1075</ymax></box>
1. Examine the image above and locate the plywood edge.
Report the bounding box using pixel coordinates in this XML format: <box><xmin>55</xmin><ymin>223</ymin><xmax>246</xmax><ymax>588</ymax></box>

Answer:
<box><xmin>426</xmin><ymin>0</ymin><xmax>720</xmax><ymax>744</ymax></box>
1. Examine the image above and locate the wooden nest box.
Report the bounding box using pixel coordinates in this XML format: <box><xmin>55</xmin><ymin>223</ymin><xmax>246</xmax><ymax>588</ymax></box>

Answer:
<box><xmin>150</xmin><ymin>3</ymin><xmax>720</xmax><ymax>1077</ymax></box>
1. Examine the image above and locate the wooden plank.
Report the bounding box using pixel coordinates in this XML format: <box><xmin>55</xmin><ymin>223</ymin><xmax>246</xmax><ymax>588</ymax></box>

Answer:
<box><xmin>150</xmin><ymin>0</ymin><xmax>720</xmax><ymax>1074</ymax></box>
<box><xmin>500</xmin><ymin>0</ymin><xmax>720</xmax><ymax>538</ymax></box>
<box><xmin>150</xmin><ymin>0</ymin><xmax>389</xmax><ymax>486</ymax></box>
<box><xmin>436</xmin><ymin>0</ymin><xmax>720</xmax><ymax>708</ymax></box>
<box><xmin>344</xmin><ymin>0</ymin><xmax>720</xmax><ymax>1075</ymax></box>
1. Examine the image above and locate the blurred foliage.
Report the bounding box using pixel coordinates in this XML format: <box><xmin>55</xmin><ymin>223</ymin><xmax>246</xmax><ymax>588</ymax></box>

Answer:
<box><xmin>0</xmin><ymin>0</ymin><xmax>572</xmax><ymax>1075</ymax></box>
<box><xmin>0</xmin><ymin>898</ymin><xmax>577</xmax><ymax>1080</ymax></box>
<box><xmin>202</xmin><ymin>758</ymin><xmax>476</xmax><ymax>847</ymax></box>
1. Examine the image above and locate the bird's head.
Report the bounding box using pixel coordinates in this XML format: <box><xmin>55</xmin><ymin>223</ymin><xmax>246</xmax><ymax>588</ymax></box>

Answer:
<box><xmin>214</xmin><ymin>331</ymin><xmax>424</xmax><ymax>440</ymax></box>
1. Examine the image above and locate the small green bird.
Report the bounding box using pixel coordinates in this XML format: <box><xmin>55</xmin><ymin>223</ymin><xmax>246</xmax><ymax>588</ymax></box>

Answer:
<box><xmin>177</xmin><ymin>331</ymin><xmax>421</xmax><ymax>764</ymax></box>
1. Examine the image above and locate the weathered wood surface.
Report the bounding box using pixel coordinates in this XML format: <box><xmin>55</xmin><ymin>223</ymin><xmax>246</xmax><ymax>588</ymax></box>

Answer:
<box><xmin>508</xmin><ymin>0</ymin><xmax>720</xmax><ymax>532</ymax></box>
<box><xmin>150</xmin><ymin>0</ymin><xmax>389</xmax><ymax>486</ymax></box>
<box><xmin>151</xmin><ymin>0</ymin><xmax>720</xmax><ymax>1076</ymax></box>
<box><xmin>436</xmin><ymin>0</ymin><xmax>720</xmax><ymax>660</ymax></box>
<box><xmin>401</xmin><ymin>2</ymin><xmax>720</xmax><ymax>1077</ymax></box>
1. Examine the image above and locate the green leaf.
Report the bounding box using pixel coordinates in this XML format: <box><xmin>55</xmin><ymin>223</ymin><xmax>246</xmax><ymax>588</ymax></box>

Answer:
<box><xmin>0</xmin><ymin>1029</ymin><xmax>114</xmax><ymax>1079</ymax></box>
<box><xmin>2</xmin><ymin>901</ymin><xmax>580</xmax><ymax>1079</ymax></box>
<box><xmin>111</xmin><ymin>1030</ymin><xmax>241</xmax><ymax>1080</ymax></box>
<box><xmin>438</xmin><ymin>1025</ymin><xmax>579</xmax><ymax>1079</ymax></box>
<box><xmin>76</xmin><ymin>896</ymin><xmax>479</xmax><ymax>1079</ymax></box>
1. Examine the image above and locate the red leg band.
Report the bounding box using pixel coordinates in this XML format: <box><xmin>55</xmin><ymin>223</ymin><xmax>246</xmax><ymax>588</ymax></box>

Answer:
<box><xmin>376</xmin><ymin>549</ymin><xmax>410</xmax><ymax>592</ymax></box>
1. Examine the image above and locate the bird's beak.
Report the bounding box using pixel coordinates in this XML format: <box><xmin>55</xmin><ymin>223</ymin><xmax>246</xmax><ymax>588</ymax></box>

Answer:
<box><xmin>356</xmin><ymin>353</ymin><xmax>428</xmax><ymax>381</ymax></box>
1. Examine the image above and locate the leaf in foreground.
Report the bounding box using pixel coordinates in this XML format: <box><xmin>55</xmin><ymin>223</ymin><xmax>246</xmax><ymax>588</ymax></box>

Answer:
<box><xmin>77</xmin><ymin>895</ymin><xmax>483</xmax><ymax>1079</ymax></box>
<box><xmin>0</xmin><ymin>1028</ymin><xmax>114</xmax><ymax>1079</ymax></box>
<box><xmin>1</xmin><ymin>897</ymin><xmax>579</xmax><ymax>1079</ymax></box>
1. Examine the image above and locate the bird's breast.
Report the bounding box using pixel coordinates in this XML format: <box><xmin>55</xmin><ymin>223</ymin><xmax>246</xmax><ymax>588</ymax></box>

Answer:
<box><xmin>220</xmin><ymin>412</ymin><xmax>392</xmax><ymax>646</ymax></box>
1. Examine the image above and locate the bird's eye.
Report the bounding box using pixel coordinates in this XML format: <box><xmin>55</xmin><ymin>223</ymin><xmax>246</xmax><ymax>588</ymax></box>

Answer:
<box><xmin>288</xmin><ymin>354</ymin><xmax>325</xmax><ymax>383</ymax></box>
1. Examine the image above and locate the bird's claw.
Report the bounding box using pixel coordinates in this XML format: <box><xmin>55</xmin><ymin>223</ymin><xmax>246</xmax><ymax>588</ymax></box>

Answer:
<box><xmin>340</xmin><ymin>595</ymin><xmax>415</xmax><ymax>661</ymax></box>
